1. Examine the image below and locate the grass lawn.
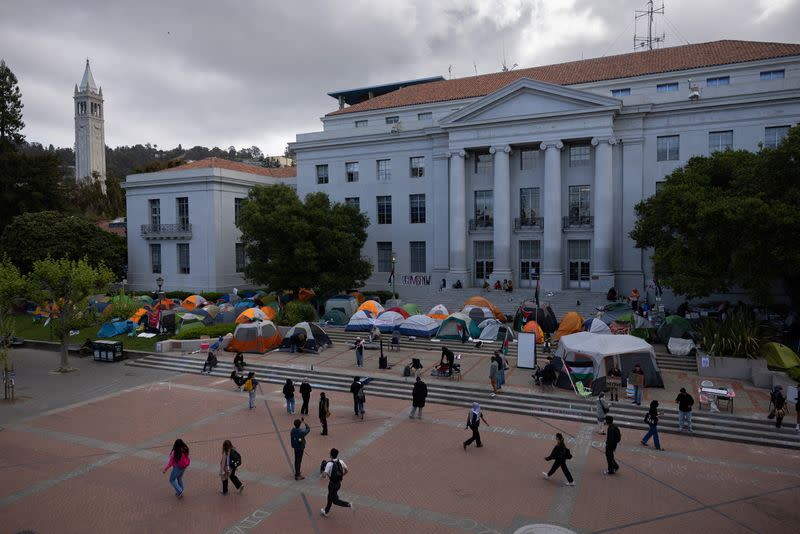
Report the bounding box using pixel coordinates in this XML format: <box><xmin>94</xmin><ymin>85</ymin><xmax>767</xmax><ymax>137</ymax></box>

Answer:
<box><xmin>11</xmin><ymin>314</ymin><xmax>167</xmax><ymax>353</ymax></box>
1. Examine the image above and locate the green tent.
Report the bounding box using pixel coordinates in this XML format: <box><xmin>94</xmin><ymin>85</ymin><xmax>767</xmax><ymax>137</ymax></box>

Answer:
<box><xmin>322</xmin><ymin>309</ymin><xmax>348</xmax><ymax>325</ymax></box>
<box><xmin>136</xmin><ymin>295</ymin><xmax>154</xmax><ymax>306</ymax></box>
<box><xmin>657</xmin><ymin>315</ymin><xmax>693</xmax><ymax>343</ymax></box>
<box><xmin>402</xmin><ymin>303</ymin><xmax>421</xmax><ymax>316</ymax></box>
<box><xmin>762</xmin><ymin>342</ymin><xmax>800</xmax><ymax>370</ymax></box>
<box><xmin>110</xmin><ymin>294</ymin><xmax>136</xmax><ymax>307</ymax></box>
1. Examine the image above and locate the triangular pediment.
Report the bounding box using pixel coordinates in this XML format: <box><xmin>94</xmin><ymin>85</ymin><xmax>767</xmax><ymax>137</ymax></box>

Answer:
<box><xmin>441</xmin><ymin>78</ymin><xmax>620</xmax><ymax>126</ymax></box>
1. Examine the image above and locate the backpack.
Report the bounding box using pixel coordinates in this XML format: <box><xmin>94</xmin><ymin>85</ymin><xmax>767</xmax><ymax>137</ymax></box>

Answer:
<box><xmin>243</xmin><ymin>378</ymin><xmax>254</xmax><ymax>392</ymax></box>
<box><xmin>564</xmin><ymin>447</ymin><xmax>573</xmax><ymax>460</ymax></box>
<box><xmin>356</xmin><ymin>387</ymin><xmax>365</xmax><ymax>402</ymax></box>
<box><xmin>329</xmin><ymin>459</ymin><xmax>344</xmax><ymax>482</ymax></box>
<box><xmin>229</xmin><ymin>449</ymin><xmax>242</xmax><ymax>468</ymax></box>
<box><xmin>644</xmin><ymin>412</ymin><xmax>656</xmax><ymax>425</ymax></box>
<box><xmin>403</xmin><ymin>365</ymin><xmax>412</xmax><ymax>377</ymax></box>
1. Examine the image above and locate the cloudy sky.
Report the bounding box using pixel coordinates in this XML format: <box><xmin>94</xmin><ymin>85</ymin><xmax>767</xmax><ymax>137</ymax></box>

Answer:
<box><xmin>3</xmin><ymin>0</ymin><xmax>798</xmax><ymax>155</ymax></box>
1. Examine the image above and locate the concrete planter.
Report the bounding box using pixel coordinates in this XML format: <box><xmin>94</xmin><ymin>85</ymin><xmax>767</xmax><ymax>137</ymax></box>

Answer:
<box><xmin>696</xmin><ymin>352</ymin><xmax>769</xmax><ymax>382</ymax></box>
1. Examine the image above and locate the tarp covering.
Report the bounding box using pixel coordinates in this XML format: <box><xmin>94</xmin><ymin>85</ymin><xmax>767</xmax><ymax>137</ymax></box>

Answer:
<box><xmin>325</xmin><ymin>295</ymin><xmax>358</xmax><ymax>318</ymax></box>
<box><xmin>97</xmin><ymin>320</ymin><xmax>136</xmax><ymax>338</ymax></box>
<box><xmin>436</xmin><ymin>312</ymin><xmax>481</xmax><ymax>340</ymax></box>
<box><xmin>522</xmin><ymin>320</ymin><xmax>544</xmax><ymax>342</ymax></box>
<box><xmin>554</xmin><ymin>311</ymin><xmax>585</xmax><ymax>340</ymax></box>
<box><xmin>762</xmin><ymin>342</ymin><xmax>800</xmax><ymax>370</ymax></box>
<box><xmin>375</xmin><ymin>310</ymin><xmax>408</xmax><ymax>333</ymax></box>
<box><xmin>345</xmin><ymin>310</ymin><xmax>375</xmax><ymax>332</ymax></box>
<box><xmin>322</xmin><ymin>309</ymin><xmax>348</xmax><ymax>325</ymax></box>
<box><xmin>667</xmin><ymin>337</ymin><xmax>696</xmax><ymax>356</ymax></box>
<box><xmin>130</xmin><ymin>307</ymin><xmax>148</xmax><ymax>324</ymax></box>
<box><xmin>398</xmin><ymin>314</ymin><xmax>440</xmax><ymax>337</ymax></box>
<box><xmin>427</xmin><ymin>304</ymin><xmax>449</xmax><ymax>321</ymax></box>
<box><xmin>657</xmin><ymin>315</ymin><xmax>693</xmax><ymax>343</ymax></box>
<box><xmin>358</xmin><ymin>300</ymin><xmax>384</xmax><ymax>316</ymax></box>
<box><xmin>555</xmin><ymin>332</ymin><xmax>663</xmax><ymax>394</ymax></box>
<box><xmin>463</xmin><ymin>296</ymin><xmax>506</xmax><ymax>321</ymax></box>
<box><xmin>278</xmin><ymin>322</ymin><xmax>332</xmax><ymax>353</ymax></box>
<box><xmin>597</xmin><ymin>302</ymin><xmax>632</xmax><ymax>325</ymax></box>
<box><xmin>236</xmin><ymin>307</ymin><xmax>268</xmax><ymax>324</ymax></box>
<box><xmin>226</xmin><ymin>321</ymin><xmax>282</xmax><ymax>353</ymax></box>
<box><xmin>181</xmin><ymin>295</ymin><xmax>207</xmax><ymax>311</ymax></box>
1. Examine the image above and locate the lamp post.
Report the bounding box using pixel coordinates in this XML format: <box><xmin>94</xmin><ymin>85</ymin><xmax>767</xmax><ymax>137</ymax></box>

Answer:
<box><xmin>391</xmin><ymin>251</ymin><xmax>397</xmax><ymax>298</ymax></box>
<box><xmin>156</xmin><ymin>276</ymin><xmax>164</xmax><ymax>296</ymax></box>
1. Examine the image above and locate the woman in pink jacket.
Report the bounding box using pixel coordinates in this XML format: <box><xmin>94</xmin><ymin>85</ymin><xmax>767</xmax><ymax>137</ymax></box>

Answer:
<box><xmin>162</xmin><ymin>439</ymin><xmax>190</xmax><ymax>497</ymax></box>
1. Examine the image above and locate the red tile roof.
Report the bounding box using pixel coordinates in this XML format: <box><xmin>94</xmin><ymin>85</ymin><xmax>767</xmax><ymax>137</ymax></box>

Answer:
<box><xmin>161</xmin><ymin>157</ymin><xmax>296</xmax><ymax>178</ymax></box>
<box><xmin>328</xmin><ymin>40</ymin><xmax>800</xmax><ymax>116</ymax></box>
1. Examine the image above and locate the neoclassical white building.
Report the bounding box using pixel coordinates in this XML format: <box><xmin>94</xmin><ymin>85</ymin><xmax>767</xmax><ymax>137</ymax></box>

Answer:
<box><xmin>291</xmin><ymin>40</ymin><xmax>800</xmax><ymax>295</ymax></box>
<box><xmin>123</xmin><ymin>158</ymin><xmax>296</xmax><ymax>292</ymax></box>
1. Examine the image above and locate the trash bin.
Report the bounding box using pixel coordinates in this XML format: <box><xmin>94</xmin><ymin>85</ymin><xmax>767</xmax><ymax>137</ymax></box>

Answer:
<box><xmin>93</xmin><ymin>340</ymin><xmax>124</xmax><ymax>362</ymax></box>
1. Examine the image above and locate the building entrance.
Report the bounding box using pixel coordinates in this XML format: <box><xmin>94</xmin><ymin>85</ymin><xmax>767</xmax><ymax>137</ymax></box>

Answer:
<box><xmin>568</xmin><ymin>240</ymin><xmax>591</xmax><ymax>289</ymax></box>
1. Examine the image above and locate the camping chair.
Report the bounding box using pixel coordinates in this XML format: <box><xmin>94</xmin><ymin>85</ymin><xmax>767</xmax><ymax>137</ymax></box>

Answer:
<box><xmin>575</xmin><ymin>382</ymin><xmax>593</xmax><ymax>399</ymax></box>
<box><xmin>389</xmin><ymin>332</ymin><xmax>400</xmax><ymax>351</ymax></box>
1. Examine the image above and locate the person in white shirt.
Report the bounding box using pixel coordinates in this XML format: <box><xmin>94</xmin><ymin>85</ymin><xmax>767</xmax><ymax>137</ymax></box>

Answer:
<box><xmin>320</xmin><ymin>448</ymin><xmax>353</xmax><ymax>517</ymax></box>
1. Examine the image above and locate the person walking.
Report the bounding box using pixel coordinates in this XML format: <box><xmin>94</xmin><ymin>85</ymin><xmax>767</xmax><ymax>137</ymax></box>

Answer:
<box><xmin>319</xmin><ymin>392</ymin><xmax>330</xmax><ymax>436</ymax></box>
<box><xmin>350</xmin><ymin>377</ymin><xmax>365</xmax><ymax>419</ymax></box>
<box><xmin>299</xmin><ymin>377</ymin><xmax>312</xmax><ymax>415</ymax></box>
<box><xmin>463</xmin><ymin>402</ymin><xmax>489</xmax><ymax>449</ymax></box>
<box><xmin>604</xmin><ymin>416</ymin><xmax>621</xmax><ymax>475</ymax></box>
<box><xmin>319</xmin><ymin>448</ymin><xmax>353</xmax><ymax>517</ymax></box>
<box><xmin>489</xmin><ymin>357</ymin><xmax>499</xmax><ymax>398</ymax></box>
<box><xmin>771</xmin><ymin>386</ymin><xmax>787</xmax><ymax>429</ymax></box>
<box><xmin>543</xmin><ymin>433</ymin><xmax>575</xmax><ymax>486</ymax></box>
<box><xmin>596</xmin><ymin>393</ymin><xmax>610</xmax><ymax>434</ymax></box>
<box><xmin>219</xmin><ymin>440</ymin><xmax>244</xmax><ymax>494</ymax></box>
<box><xmin>630</xmin><ymin>363</ymin><xmax>644</xmax><ymax>406</ymax></box>
<box><xmin>354</xmin><ymin>337</ymin><xmax>365</xmax><ymax>367</ymax></box>
<box><xmin>290</xmin><ymin>418</ymin><xmax>311</xmax><ymax>480</ymax></box>
<box><xmin>641</xmin><ymin>400</ymin><xmax>664</xmax><ymax>451</ymax></box>
<box><xmin>243</xmin><ymin>372</ymin><xmax>258</xmax><ymax>410</ymax></box>
<box><xmin>409</xmin><ymin>376</ymin><xmax>428</xmax><ymax>419</ymax></box>
<box><xmin>494</xmin><ymin>351</ymin><xmax>506</xmax><ymax>390</ymax></box>
<box><xmin>675</xmin><ymin>387</ymin><xmax>694</xmax><ymax>432</ymax></box>
<box><xmin>162</xmin><ymin>439</ymin><xmax>190</xmax><ymax>498</ymax></box>
<box><xmin>283</xmin><ymin>379</ymin><xmax>296</xmax><ymax>415</ymax></box>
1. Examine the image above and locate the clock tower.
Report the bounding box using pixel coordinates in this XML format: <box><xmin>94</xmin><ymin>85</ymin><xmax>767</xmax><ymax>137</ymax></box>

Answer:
<box><xmin>74</xmin><ymin>59</ymin><xmax>107</xmax><ymax>193</ymax></box>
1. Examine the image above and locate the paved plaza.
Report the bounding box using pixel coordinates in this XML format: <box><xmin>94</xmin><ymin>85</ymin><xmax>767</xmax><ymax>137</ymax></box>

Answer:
<box><xmin>2</xmin><ymin>348</ymin><xmax>799</xmax><ymax>533</ymax></box>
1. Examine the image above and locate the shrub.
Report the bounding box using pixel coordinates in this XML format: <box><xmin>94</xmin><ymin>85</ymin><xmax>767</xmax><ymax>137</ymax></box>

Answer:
<box><xmin>787</xmin><ymin>366</ymin><xmax>800</xmax><ymax>383</ymax></box>
<box><xmin>275</xmin><ymin>300</ymin><xmax>316</xmax><ymax>326</ymax></box>
<box><xmin>165</xmin><ymin>291</ymin><xmax>193</xmax><ymax>301</ymax></box>
<box><xmin>696</xmin><ymin>309</ymin><xmax>774</xmax><ymax>359</ymax></box>
<box><xmin>173</xmin><ymin>323</ymin><xmax>236</xmax><ymax>340</ymax></box>
<box><xmin>201</xmin><ymin>292</ymin><xmax>225</xmax><ymax>302</ymax></box>
<box><xmin>365</xmin><ymin>291</ymin><xmax>398</xmax><ymax>304</ymax></box>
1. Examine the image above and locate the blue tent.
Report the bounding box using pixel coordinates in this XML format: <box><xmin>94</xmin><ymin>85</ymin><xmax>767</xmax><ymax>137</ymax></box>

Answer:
<box><xmin>97</xmin><ymin>320</ymin><xmax>136</xmax><ymax>338</ymax></box>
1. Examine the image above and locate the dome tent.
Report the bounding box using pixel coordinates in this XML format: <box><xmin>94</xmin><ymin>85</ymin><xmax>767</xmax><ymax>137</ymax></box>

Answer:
<box><xmin>226</xmin><ymin>321</ymin><xmax>282</xmax><ymax>353</ymax></box>
<box><xmin>436</xmin><ymin>312</ymin><xmax>481</xmax><ymax>340</ymax></box>
<box><xmin>322</xmin><ymin>309</ymin><xmax>348</xmax><ymax>325</ymax></box>
<box><xmin>278</xmin><ymin>322</ymin><xmax>332</xmax><ymax>353</ymax></box>
<box><xmin>478</xmin><ymin>318</ymin><xmax>515</xmax><ymax>342</ymax></box>
<box><xmin>427</xmin><ymin>304</ymin><xmax>449</xmax><ymax>320</ymax></box>
<box><xmin>345</xmin><ymin>310</ymin><xmax>374</xmax><ymax>332</ymax></box>
<box><xmin>375</xmin><ymin>309</ymin><xmax>408</xmax><ymax>333</ymax></box>
<box><xmin>398</xmin><ymin>314</ymin><xmax>440</xmax><ymax>337</ymax></box>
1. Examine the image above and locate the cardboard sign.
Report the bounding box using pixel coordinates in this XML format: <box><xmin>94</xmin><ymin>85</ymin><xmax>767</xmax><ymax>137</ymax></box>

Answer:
<box><xmin>628</xmin><ymin>373</ymin><xmax>644</xmax><ymax>387</ymax></box>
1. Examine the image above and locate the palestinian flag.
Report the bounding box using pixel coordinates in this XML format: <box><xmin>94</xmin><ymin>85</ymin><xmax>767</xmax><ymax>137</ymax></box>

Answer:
<box><xmin>564</xmin><ymin>353</ymin><xmax>594</xmax><ymax>382</ymax></box>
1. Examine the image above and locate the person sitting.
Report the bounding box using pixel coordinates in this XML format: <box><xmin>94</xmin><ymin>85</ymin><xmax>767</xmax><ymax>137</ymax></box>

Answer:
<box><xmin>483</xmin><ymin>279</ymin><xmax>490</xmax><ymax>291</ymax></box>
<box><xmin>606</xmin><ymin>287</ymin><xmax>617</xmax><ymax>301</ymax></box>
<box><xmin>494</xmin><ymin>280</ymin><xmax>502</xmax><ymax>290</ymax></box>
<box><xmin>454</xmin><ymin>279</ymin><xmax>463</xmax><ymax>289</ymax></box>
<box><xmin>506</xmin><ymin>280</ymin><xmax>513</xmax><ymax>292</ymax></box>
<box><xmin>202</xmin><ymin>350</ymin><xmax>218</xmax><ymax>374</ymax></box>
<box><xmin>369</xmin><ymin>325</ymin><xmax>381</xmax><ymax>343</ymax></box>
<box><xmin>390</xmin><ymin>330</ymin><xmax>400</xmax><ymax>351</ymax></box>
<box><xmin>233</xmin><ymin>352</ymin><xmax>246</xmax><ymax>372</ymax></box>
<box><xmin>502</xmin><ymin>279</ymin><xmax>509</xmax><ymax>291</ymax></box>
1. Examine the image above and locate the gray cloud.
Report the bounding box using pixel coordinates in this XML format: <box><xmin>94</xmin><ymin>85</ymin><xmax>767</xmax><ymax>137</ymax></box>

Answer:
<box><xmin>2</xmin><ymin>0</ymin><xmax>798</xmax><ymax>155</ymax></box>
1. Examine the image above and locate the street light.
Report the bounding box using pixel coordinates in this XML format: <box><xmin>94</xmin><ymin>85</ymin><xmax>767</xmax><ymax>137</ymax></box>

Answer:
<box><xmin>391</xmin><ymin>251</ymin><xmax>397</xmax><ymax>298</ymax></box>
<box><xmin>156</xmin><ymin>276</ymin><xmax>164</xmax><ymax>292</ymax></box>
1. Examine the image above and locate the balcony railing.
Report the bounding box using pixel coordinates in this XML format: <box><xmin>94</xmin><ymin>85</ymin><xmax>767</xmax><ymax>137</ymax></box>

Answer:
<box><xmin>140</xmin><ymin>223</ymin><xmax>193</xmax><ymax>239</ymax></box>
<box><xmin>562</xmin><ymin>215</ymin><xmax>593</xmax><ymax>230</ymax></box>
<box><xmin>468</xmin><ymin>218</ymin><xmax>493</xmax><ymax>233</ymax></box>
<box><xmin>514</xmin><ymin>216</ymin><xmax>544</xmax><ymax>231</ymax></box>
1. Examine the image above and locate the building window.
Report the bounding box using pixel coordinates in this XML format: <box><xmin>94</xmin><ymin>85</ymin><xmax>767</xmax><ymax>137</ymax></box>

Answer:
<box><xmin>519</xmin><ymin>240</ymin><xmax>541</xmax><ymax>281</ymax></box>
<box><xmin>410</xmin><ymin>156</ymin><xmax>425</xmax><ymax>178</ymax></box>
<box><xmin>519</xmin><ymin>187</ymin><xmax>540</xmax><ymax>222</ymax></box>
<box><xmin>377</xmin><ymin>195</ymin><xmax>392</xmax><ymax>224</ymax></box>
<box><xmin>149</xmin><ymin>199</ymin><xmax>161</xmax><ymax>227</ymax></box>
<box><xmin>235</xmin><ymin>243</ymin><xmax>246</xmax><ymax>273</ymax></box>
<box><xmin>656</xmin><ymin>135</ymin><xmax>680</xmax><ymax>161</ymax></box>
<box><xmin>176</xmin><ymin>197</ymin><xmax>189</xmax><ymax>230</ymax></box>
<box><xmin>474</xmin><ymin>241</ymin><xmax>494</xmax><ymax>280</ymax></box>
<box><xmin>655</xmin><ymin>181</ymin><xmax>666</xmax><ymax>194</ymax></box>
<box><xmin>385</xmin><ymin>116</ymin><xmax>399</xmax><ymax>124</ymax></box>
<box><xmin>760</xmin><ymin>69</ymin><xmax>785</xmax><ymax>81</ymax></box>
<box><xmin>150</xmin><ymin>244</ymin><xmax>161</xmax><ymax>274</ymax></box>
<box><xmin>377</xmin><ymin>242</ymin><xmax>393</xmax><ymax>272</ymax></box>
<box><xmin>345</xmin><ymin>162</ymin><xmax>359</xmax><ymax>182</ymax></box>
<box><xmin>569</xmin><ymin>145</ymin><xmax>591</xmax><ymax>167</ymax></box>
<box><xmin>520</xmin><ymin>148</ymin><xmax>537</xmax><ymax>171</ymax></box>
<box><xmin>474</xmin><ymin>154</ymin><xmax>492</xmax><ymax>175</ymax></box>
<box><xmin>345</xmin><ymin>197</ymin><xmax>360</xmax><ymax>211</ymax></box>
<box><xmin>764</xmin><ymin>126</ymin><xmax>790</xmax><ymax>148</ymax></box>
<box><xmin>706</xmin><ymin>76</ymin><xmax>730</xmax><ymax>87</ymax></box>
<box><xmin>355</xmin><ymin>120</ymin><xmax>368</xmax><ymax>128</ymax></box>
<box><xmin>417</xmin><ymin>112</ymin><xmax>432</xmax><ymax>120</ymax></box>
<box><xmin>316</xmin><ymin>164</ymin><xmax>329</xmax><ymax>184</ymax></box>
<box><xmin>611</xmin><ymin>88</ymin><xmax>630</xmax><ymax>97</ymax></box>
<box><xmin>568</xmin><ymin>185</ymin><xmax>591</xmax><ymax>224</ymax></box>
<box><xmin>709</xmin><ymin>130</ymin><xmax>733</xmax><ymax>153</ymax></box>
<box><xmin>234</xmin><ymin>198</ymin><xmax>244</xmax><ymax>226</ymax></box>
<box><xmin>409</xmin><ymin>194</ymin><xmax>426</xmax><ymax>224</ymax></box>
<box><xmin>409</xmin><ymin>241</ymin><xmax>426</xmax><ymax>272</ymax></box>
<box><xmin>656</xmin><ymin>82</ymin><xmax>679</xmax><ymax>92</ymax></box>
<box><xmin>474</xmin><ymin>190</ymin><xmax>493</xmax><ymax>227</ymax></box>
<box><xmin>377</xmin><ymin>159</ymin><xmax>391</xmax><ymax>181</ymax></box>
<box><xmin>177</xmin><ymin>243</ymin><xmax>190</xmax><ymax>274</ymax></box>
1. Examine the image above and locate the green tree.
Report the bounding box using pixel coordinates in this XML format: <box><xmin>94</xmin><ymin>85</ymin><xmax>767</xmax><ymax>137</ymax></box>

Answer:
<box><xmin>0</xmin><ymin>211</ymin><xmax>127</xmax><ymax>278</ymax></box>
<box><xmin>630</xmin><ymin>126</ymin><xmax>800</xmax><ymax>308</ymax></box>
<box><xmin>29</xmin><ymin>257</ymin><xmax>113</xmax><ymax>370</ymax></box>
<box><xmin>0</xmin><ymin>258</ymin><xmax>27</xmax><ymax>373</ymax></box>
<box><xmin>238</xmin><ymin>184</ymin><xmax>372</xmax><ymax>296</ymax></box>
<box><xmin>0</xmin><ymin>150</ymin><xmax>67</xmax><ymax>232</ymax></box>
<box><xmin>0</xmin><ymin>59</ymin><xmax>24</xmax><ymax>151</ymax></box>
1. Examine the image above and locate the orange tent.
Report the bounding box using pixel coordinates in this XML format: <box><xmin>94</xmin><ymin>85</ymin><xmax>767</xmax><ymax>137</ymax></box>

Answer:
<box><xmin>464</xmin><ymin>296</ymin><xmax>506</xmax><ymax>322</ymax></box>
<box><xmin>358</xmin><ymin>300</ymin><xmax>384</xmax><ymax>316</ymax></box>
<box><xmin>236</xmin><ymin>307</ymin><xmax>268</xmax><ymax>323</ymax></box>
<box><xmin>350</xmin><ymin>292</ymin><xmax>366</xmax><ymax>304</ymax></box>
<box><xmin>298</xmin><ymin>288</ymin><xmax>315</xmax><ymax>301</ymax></box>
<box><xmin>427</xmin><ymin>304</ymin><xmax>449</xmax><ymax>321</ymax></box>
<box><xmin>226</xmin><ymin>321</ymin><xmax>283</xmax><ymax>353</ymax></box>
<box><xmin>129</xmin><ymin>307</ymin><xmax>148</xmax><ymax>324</ymax></box>
<box><xmin>522</xmin><ymin>320</ymin><xmax>544</xmax><ymax>343</ymax></box>
<box><xmin>155</xmin><ymin>298</ymin><xmax>176</xmax><ymax>310</ymax></box>
<box><xmin>181</xmin><ymin>295</ymin><xmax>207</xmax><ymax>311</ymax></box>
<box><xmin>554</xmin><ymin>311</ymin><xmax>585</xmax><ymax>340</ymax></box>
<box><xmin>259</xmin><ymin>306</ymin><xmax>276</xmax><ymax>321</ymax></box>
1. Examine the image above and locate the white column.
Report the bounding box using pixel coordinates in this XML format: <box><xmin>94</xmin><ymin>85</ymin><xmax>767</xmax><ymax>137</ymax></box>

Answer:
<box><xmin>591</xmin><ymin>136</ymin><xmax>617</xmax><ymax>291</ymax></box>
<box><xmin>540</xmin><ymin>141</ymin><xmax>564</xmax><ymax>290</ymax></box>
<box><xmin>490</xmin><ymin>144</ymin><xmax>512</xmax><ymax>282</ymax></box>
<box><xmin>447</xmin><ymin>150</ymin><xmax>468</xmax><ymax>284</ymax></box>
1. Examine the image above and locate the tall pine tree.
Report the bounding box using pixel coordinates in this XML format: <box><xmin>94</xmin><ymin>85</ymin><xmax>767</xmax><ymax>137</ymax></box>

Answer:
<box><xmin>0</xmin><ymin>59</ymin><xmax>25</xmax><ymax>152</ymax></box>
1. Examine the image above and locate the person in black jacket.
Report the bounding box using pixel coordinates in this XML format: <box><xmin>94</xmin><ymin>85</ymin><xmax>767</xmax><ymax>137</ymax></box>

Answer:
<box><xmin>604</xmin><ymin>416</ymin><xmax>621</xmax><ymax>475</ymax></box>
<box><xmin>409</xmin><ymin>376</ymin><xmax>428</xmax><ymax>419</ymax></box>
<box><xmin>350</xmin><ymin>377</ymin><xmax>365</xmax><ymax>418</ymax></box>
<box><xmin>463</xmin><ymin>402</ymin><xmax>489</xmax><ymax>449</ymax></box>
<box><xmin>283</xmin><ymin>379</ymin><xmax>296</xmax><ymax>415</ymax></box>
<box><xmin>543</xmin><ymin>433</ymin><xmax>574</xmax><ymax>485</ymax></box>
<box><xmin>771</xmin><ymin>386</ymin><xmax>787</xmax><ymax>429</ymax></box>
<box><xmin>319</xmin><ymin>392</ymin><xmax>330</xmax><ymax>436</ymax></box>
<box><xmin>641</xmin><ymin>400</ymin><xmax>664</xmax><ymax>451</ymax></box>
<box><xmin>299</xmin><ymin>378</ymin><xmax>312</xmax><ymax>415</ymax></box>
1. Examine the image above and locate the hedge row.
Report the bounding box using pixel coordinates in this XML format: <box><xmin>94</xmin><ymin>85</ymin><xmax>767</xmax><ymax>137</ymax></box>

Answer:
<box><xmin>173</xmin><ymin>324</ymin><xmax>236</xmax><ymax>340</ymax></box>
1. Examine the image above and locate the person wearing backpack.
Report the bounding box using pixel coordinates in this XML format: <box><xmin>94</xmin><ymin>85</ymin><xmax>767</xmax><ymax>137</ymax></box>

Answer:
<box><xmin>290</xmin><ymin>418</ymin><xmax>311</xmax><ymax>480</ymax></box>
<box><xmin>283</xmin><ymin>378</ymin><xmax>296</xmax><ymax>415</ymax></box>
<box><xmin>319</xmin><ymin>447</ymin><xmax>353</xmax><ymax>517</ymax></box>
<box><xmin>299</xmin><ymin>377</ymin><xmax>312</xmax><ymax>415</ymax></box>
<box><xmin>319</xmin><ymin>392</ymin><xmax>330</xmax><ymax>436</ymax></box>
<box><xmin>243</xmin><ymin>372</ymin><xmax>258</xmax><ymax>410</ymax></box>
<box><xmin>463</xmin><ymin>402</ymin><xmax>489</xmax><ymax>449</ymax></box>
<box><xmin>604</xmin><ymin>416</ymin><xmax>621</xmax><ymax>475</ymax></box>
<box><xmin>641</xmin><ymin>400</ymin><xmax>664</xmax><ymax>451</ymax></box>
<box><xmin>220</xmin><ymin>439</ymin><xmax>244</xmax><ymax>494</ymax></box>
<box><xmin>675</xmin><ymin>387</ymin><xmax>694</xmax><ymax>432</ymax></box>
<box><xmin>350</xmin><ymin>377</ymin><xmax>365</xmax><ymax>418</ymax></box>
<box><xmin>595</xmin><ymin>393</ymin><xmax>611</xmax><ymax>434</ymax></box>
<box><xmin>162</xmin><ymin>438</ymin><xmax>190</xmax><ymax>497</ymax></box>
<box><xmin>543</xmin><ymin>433</ymin><xmax>574</xmax><ymax>486</ymax></box>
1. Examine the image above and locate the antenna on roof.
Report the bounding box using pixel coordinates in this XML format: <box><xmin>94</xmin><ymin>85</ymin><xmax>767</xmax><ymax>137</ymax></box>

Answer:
<box><xmin>634</xmin><ymin>0</ymin><xmax>665</xmax><ymax>51</ymax></box>
<box><xmin>500</xmin><ymin>39</ymin><xmax>517</xmax><ymax>72</ymax></box>
<box><xmin>473</xmin><ymin>61</ymin><xmax>478</xmax><ymax>76</ymax></box>
<box><xmin>448</xmin><ymin>65</ymin><xmax>453</xmax><ymax>79</ymax></box>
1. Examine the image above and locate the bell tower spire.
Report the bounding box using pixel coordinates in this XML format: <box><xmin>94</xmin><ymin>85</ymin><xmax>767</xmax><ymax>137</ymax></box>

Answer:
<box><xmin>74</xmin><ymin>59</ymin><xmax>107</xmax><ymax>193</ymax></box>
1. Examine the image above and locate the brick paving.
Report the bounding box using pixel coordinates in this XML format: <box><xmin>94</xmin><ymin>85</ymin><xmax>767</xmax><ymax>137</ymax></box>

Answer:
<box><xmin>2</xmin><ymin>369</ymin><xmax>799</xmax><ymax>533</ymax></box>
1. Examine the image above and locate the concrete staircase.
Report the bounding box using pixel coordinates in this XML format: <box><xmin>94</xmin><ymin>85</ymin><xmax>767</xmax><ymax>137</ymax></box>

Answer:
<box><xmin>126</xmin><ymin>353</ymin><xmax>800</xmax><ymax>450</ymax></box>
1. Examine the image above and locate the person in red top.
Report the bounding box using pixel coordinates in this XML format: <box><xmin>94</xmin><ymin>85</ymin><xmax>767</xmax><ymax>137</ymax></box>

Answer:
<box><xmin>162</xmin><ymin>439</ymin><xmax>190</xmax><ymax>497</ymax></box>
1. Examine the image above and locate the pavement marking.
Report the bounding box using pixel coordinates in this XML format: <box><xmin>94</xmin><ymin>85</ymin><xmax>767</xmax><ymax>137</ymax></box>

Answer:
<box><xmin>222</xmin><ymin>490</ymin><xmax>298</xmax><ymax>534</ymax></box>
<box><xmin>546</xmin><ymin>425</ymin><xmax>593</xmax><ymax>526</ymax></box>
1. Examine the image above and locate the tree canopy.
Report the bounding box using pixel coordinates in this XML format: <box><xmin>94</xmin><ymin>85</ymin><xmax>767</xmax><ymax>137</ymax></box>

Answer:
<box><xmin>238</xmin><ymin>184</ymin><xmax>372</xmax><ymax>296</ymax></box>
<box><xmin>0</xmin><ymin>59</ymin><xmax>24</xmax><ymax>151</ymax></box>
<box><xmin>0</xmin><ymin>211</ymin><xmax>127</xmax><ymax>278</ymax></box>
<box><xmin>630</xmin><ymin>125</ymin><xmax>800</xmax><ymax>308</ymax></box>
